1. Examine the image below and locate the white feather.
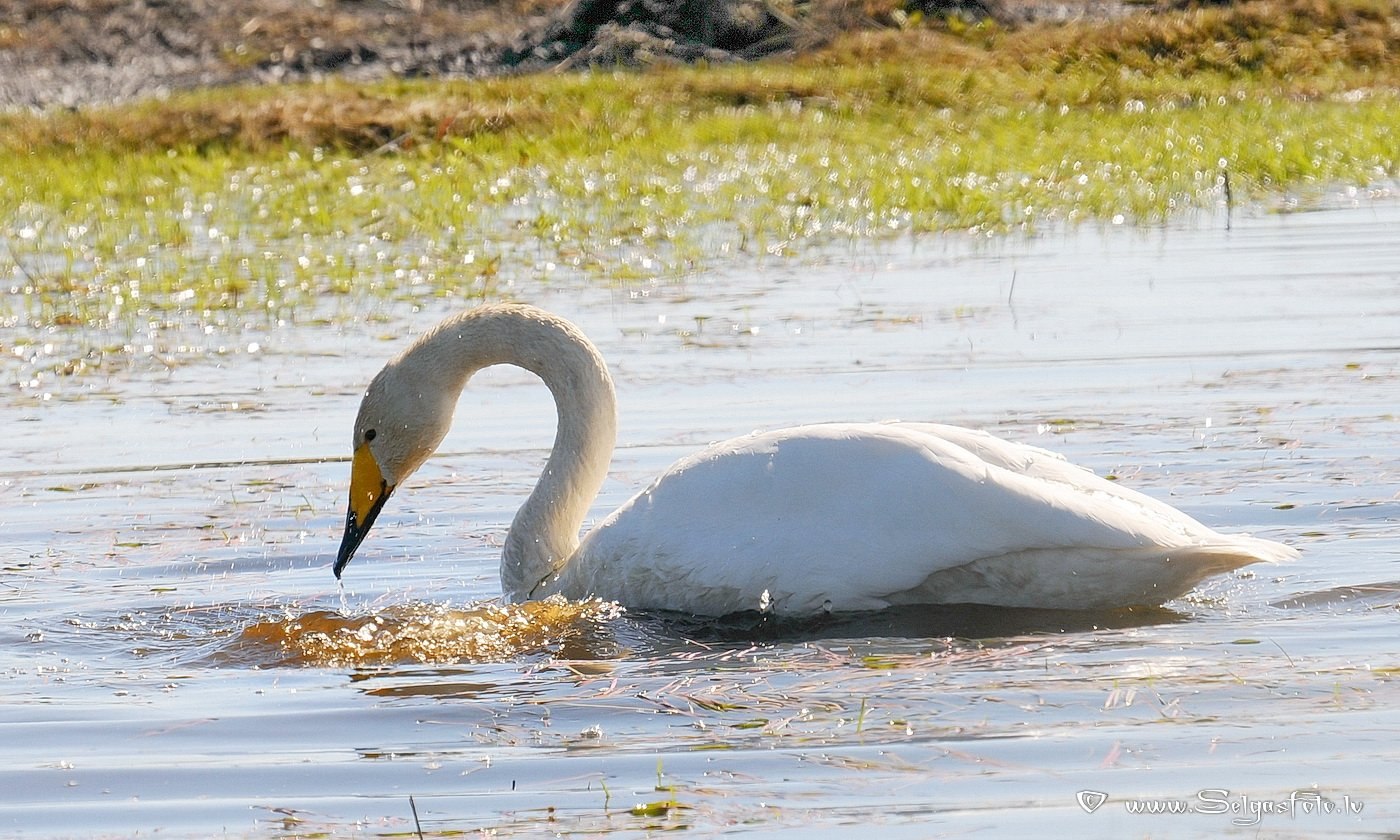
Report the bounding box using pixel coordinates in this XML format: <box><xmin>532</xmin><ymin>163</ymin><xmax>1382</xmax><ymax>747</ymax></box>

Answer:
<box><xmin>342</xmin><ymin>305</ymin><xmax>1297</xmax><ymax>617</ymax></box>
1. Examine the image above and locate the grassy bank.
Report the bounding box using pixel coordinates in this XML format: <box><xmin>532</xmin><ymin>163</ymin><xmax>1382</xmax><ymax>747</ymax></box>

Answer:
<box><xmin>2</xmin><ymin>0</ymin><xmax>1398</xmax><ymax>364</ymax></box>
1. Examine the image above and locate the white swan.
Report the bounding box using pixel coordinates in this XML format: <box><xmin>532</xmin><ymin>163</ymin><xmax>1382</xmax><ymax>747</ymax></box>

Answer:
<box><xmin>334</xmin><ymin>303</ymin><xmax>1296</xmax><ymax>616</ymax></box>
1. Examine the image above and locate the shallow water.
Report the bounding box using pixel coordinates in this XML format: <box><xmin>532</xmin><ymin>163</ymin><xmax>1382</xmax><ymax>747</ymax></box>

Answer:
<box><xmin>5</xmin><ymin>197</ymin><xmax>1400</xmax><ymax>837</ymax></box>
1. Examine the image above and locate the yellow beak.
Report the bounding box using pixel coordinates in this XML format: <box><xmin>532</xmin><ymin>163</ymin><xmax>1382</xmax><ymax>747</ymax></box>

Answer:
<box><xmin>335</xmin><ymin>443</ymin><xmax>393</xmax><ymax>578</ymax></box>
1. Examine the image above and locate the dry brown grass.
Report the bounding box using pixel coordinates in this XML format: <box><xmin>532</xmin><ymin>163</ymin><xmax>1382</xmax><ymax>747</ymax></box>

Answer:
<box><xmin>2</xmin><ymin>0</ymin><xmax>1396</xmax><ymax>154</ymax></box>
<box><xmin>0</xmin><ymin>83</ymin><xmax>551</xmax><ymax>153</ymax></box>
<box><xmin>811</xmin><ymin>0</ymin><xmax>1400</xmax><ymax>77</ymax></box>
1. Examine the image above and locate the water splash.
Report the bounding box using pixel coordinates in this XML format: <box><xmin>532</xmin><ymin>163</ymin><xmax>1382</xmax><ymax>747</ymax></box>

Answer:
<box><xmin>224</xmin><ymin>596</ymin><xmax>623</xmax><ymax>668</ymax></box>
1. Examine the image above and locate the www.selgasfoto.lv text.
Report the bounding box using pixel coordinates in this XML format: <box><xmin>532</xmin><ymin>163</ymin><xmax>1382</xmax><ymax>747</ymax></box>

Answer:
<box><xmin>1078</xmin><ymin>789</ymin><xmax>1364</xmax><ymax>825</ymax></box>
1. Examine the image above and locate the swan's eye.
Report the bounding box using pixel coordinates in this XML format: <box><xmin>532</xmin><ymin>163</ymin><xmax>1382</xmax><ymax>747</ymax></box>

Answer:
<box><xmin>364</xmin><ymin>428</ymin><xmax>377</xmax><ymax>442</ymax></box>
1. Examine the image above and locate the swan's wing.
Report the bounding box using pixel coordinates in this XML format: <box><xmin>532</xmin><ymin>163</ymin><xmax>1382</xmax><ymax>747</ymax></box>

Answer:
<box><xmin>562</xmin><ymin>423</ymin><xmax>1293</xmax><ymax>615</ymax></box>
<box><xmin>886</xmin><ymin>422</ymin><xmax>1217</xmax><ymax>530</ymax></box>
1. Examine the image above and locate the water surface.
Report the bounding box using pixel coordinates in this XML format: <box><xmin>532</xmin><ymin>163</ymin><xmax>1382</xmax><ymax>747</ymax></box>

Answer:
<box><xmin>5</xmin><ymin>198</ymin><xmax>1400</xmax><ymax>837</ymax></box>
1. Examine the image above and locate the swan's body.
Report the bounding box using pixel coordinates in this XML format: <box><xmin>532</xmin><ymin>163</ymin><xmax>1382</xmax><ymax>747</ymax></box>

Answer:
<box><xmin>336</xmin><ymin>304</ymin><xmax>1296</xmax><ymax>616</ymax></box>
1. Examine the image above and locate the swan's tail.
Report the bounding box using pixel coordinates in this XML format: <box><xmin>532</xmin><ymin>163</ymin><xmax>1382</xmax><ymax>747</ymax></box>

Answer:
<box><xmin>1155</xmin><ymin>535</ymin><xmax>1298</xmax><ymax>602</ymax></box>
<box><xmin>896</xmin><ymin>536</ymin><xmax>1298</xmax><ymax>611</ymax></box>
<box><xmin>1096</xmin><ymin>535</ymin><xmax>1297</xmax><ymax>608</ymax></box>
<box><xmin>1189</xmin><ymin>534</ymin><xmax>1299</xmax><ymax>570</ymax></box>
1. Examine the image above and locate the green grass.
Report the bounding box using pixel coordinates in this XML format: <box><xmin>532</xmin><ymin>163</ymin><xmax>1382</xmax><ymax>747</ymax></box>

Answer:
<box><xmin>2</xmin><ymin>0</ymin><xmax>1398</xmax><ymax>375</ymax></box>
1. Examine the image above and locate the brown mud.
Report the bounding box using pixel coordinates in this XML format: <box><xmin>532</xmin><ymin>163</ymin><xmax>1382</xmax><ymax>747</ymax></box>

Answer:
<box><xmin>0</xmin><ymin>0</ymin><xmax>1138</xmax><ymax>109</ymax></box>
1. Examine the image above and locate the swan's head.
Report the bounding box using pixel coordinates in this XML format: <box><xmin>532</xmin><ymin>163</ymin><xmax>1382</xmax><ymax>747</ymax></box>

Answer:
<box><xmin>335</xmin><ymin>361</ymin><xmax>456</xmax><ymax>578</ymax></box>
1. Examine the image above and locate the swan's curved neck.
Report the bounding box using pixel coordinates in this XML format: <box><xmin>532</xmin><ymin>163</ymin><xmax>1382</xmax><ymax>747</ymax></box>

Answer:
<box><xmin>416</xmin><ymin>305</ymin><xmax>617</xmax><ymax>600</ymax></box>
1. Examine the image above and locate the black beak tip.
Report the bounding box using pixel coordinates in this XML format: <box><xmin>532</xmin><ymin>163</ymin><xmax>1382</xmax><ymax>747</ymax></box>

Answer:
<box><xmin>332</xmin><ymin>482</ymin><xmax>390</xmax><ymax>581</ymax></box>
<box><xmin>334</xmin><ymin>529</ymin><xmax>359</xmax><ymax>579</ymax></box>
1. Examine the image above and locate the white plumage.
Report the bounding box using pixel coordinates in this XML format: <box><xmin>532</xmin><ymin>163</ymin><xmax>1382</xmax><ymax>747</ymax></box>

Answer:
<box><xmin>335</xmin><ymin>304</ymin><xmax>1296</xmax><ymax>617</ymax></box>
